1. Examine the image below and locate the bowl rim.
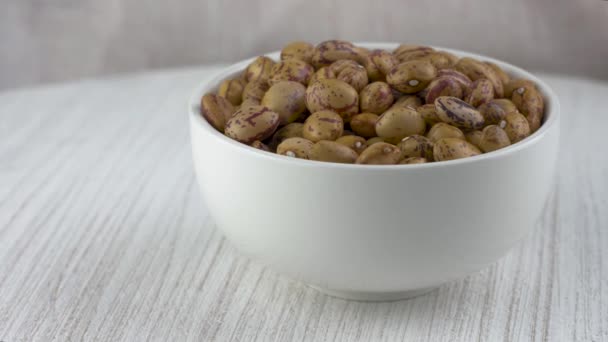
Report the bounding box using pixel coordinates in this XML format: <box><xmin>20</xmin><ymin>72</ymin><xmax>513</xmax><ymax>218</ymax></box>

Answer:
<box><xmin>188</xmin><ymin>42</ymin><xmax>560</xmax><ymax>170</ymax></box>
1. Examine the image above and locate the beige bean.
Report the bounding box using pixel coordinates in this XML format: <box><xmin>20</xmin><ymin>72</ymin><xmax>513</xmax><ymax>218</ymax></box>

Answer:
<box><xmin>251</xmin><ymin>140</ymin><xmax>271</xmax><ymax>152</ymax></box>
<box><xmin>484</xmin><ymin>61</ymin><xmax>510</xmax><ymax>88</ymax></box>
<box><xmin>399</xmin><ymin>157</ymin><xmax>428</xmax><ymax>164</ymax></box>
<box><xmin>427</xmin><ymin>122</ymin><xmax>465</xmax><ymax>143</ymax></box>
<box><xmin>464</xmin><ymin>130</ymin><xmax>483</xmax><ymax>148</ymax></box>
<box><xmin>356</xmin><ymin>142</ymin><xmax>401</xmax><ymax>165</ymax></box>
<box><xmin>433</xmin><ymin>138</ymin><xmax>482</xmax><ymax>161</ymax></box>
<box><xmin>366</xmin><ymin>137</ymin><xmax>388</xmax><ymax>145</ymax></box>
<box><xmin>454</xmin><ymin>57</ymin><xmax>504</xmax><ymax>97</ymax></box>
<box><xmin>479</xmin><ymin>125</ymin><xmax>511</xmax><ymax>152</ymax></box>
<box><xmin>310</xmin><ymin>140</ymin><xmax>358</xmax><ymax>163</ymax></box>
<box><xmin>335</xmin><ymin>135</ymin><xmax>368</xmax><ymax>154</ymax></box>
<box><xmin>511</xmin><ymin>84</ymin><xmax>544</xmax><ymax>132</ymax></box>
<box><xmin>218</xmin><ymin>78</ymin><xmax>246</xmax><ymax>106</ymax></box>
<box><xmin>269</xmin><ymin>123</ymin><xmax>304</xmax><ymax>149</ymax></box>
<box><xmin>504</xmin><ymin>79</ymin><xmax>537</xmax><ymax>98</ymax></box>
<box><xmin>375</xmin><ymin>107</ymin><xmax>426</xmax><ymax>140</ymax></box>
<box><xmin>245</xmin><ymin>56</ymin><xmax>275</xmax><ymax>83</ymax></box>
<box><xmin>356</xmin><ymin>48</ymin><xmax>384</xmax><ymax>82</ymax></box>
<box><xmin>391</xmin><ymin>95</ymin><xmax>422</xmax><ymax>110</ymax></box>
<box><xmin>350</xmin><ymin>113</ymin><xmax>380</xmax><ymax>138</ymax></box>
<box><xmin>302</xmin><ymin>110</ymin><xmax>344</xmax><ymax>142</ymax></box>
<box><xmin>200</xmin><ymin>93</ymin><xmax>235</xmax><ymax>132</ymax></box>
<box><xmin>387</xmin><ymin>60</ymin><xmax>437</xmax><ymax>93</ymax></box>
<box><xmin>261</xmin><ymin>81</ymin><xmax>307</xmax><ymax>124</ymax></box>
<box><xmin>280</xmin><ymin>41</ymin><xmax>314</xmax><ymax>64</ymax></box>
<box><xmin>492</xmin><ymin>98</ymin><xmax>518</xmax><ymax>113</ymax></box>
<box><xmin>503</xmin><ymin>112</ymin><xmax>531</xmax><ymax>143</ymax></box>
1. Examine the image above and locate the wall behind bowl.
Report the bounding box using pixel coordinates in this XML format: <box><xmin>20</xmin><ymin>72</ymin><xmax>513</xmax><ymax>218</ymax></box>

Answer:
<box><xmin>1</xmin><ymin>0</ymin><xmax>607</xmax><ymax>90</ymax></box>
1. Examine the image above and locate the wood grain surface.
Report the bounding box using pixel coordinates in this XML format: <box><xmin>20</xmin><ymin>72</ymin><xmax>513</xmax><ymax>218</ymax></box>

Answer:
<box><xmin>2</xmin><ymin>0</ymin><xmax>608</xmax><ymax>90</ymax></box>
<box><xmin>0</xmin><ymin>67</ymin><xmax>607</xmax><ymax>341</ymax></box>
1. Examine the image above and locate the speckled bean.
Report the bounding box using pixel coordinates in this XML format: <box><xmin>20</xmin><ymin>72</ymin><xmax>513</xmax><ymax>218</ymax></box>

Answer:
<box><xmin>454</xmin><ymin>57</ymin><xmax>504</xmax><ymax>97</ymax></box>
<box><xmin>424</xmin><ymin>77</ymin><xmax>464</xmax><ymax>104</ymax></box>
<box><xmin>436</xmin><ymin>69</ymin><xmax>473</xmax><ymax>90</ymax></box>
<box><xmin>369</xmin><ymin>49</ymin><xmax>399</xmax><ymax>75</ymax></box>
<box><xmin>224</xmin><ymin>105</ymin><xmax>280</xmax><ymax>144</ymax></box>
<box><xmin>200</xmin><ymin>93</ymin><xmax>235</xmax><ymax>132</ymax></box>
<box><xmin>245</xmin><ymin>56</ymin><xmax>275</xmax><ymax>83</ymax></box>
<box><xmin>329</xmin><ymin>60</ymin><xmax>369</xmax><ymax>92</ymax></box>
<box><xmin>434</xmin><ymin>96</ymin><xmax>485</xmax><ymax>129</ymax></box>
<box><xmin>305</xmin><ymin>78</ymin><xmax>359</xmax><ymax>121</ymax></box>
<box><xmin>360</xmin><ymin>82</ymin><xmax>394</xmax><ymax>114</ymax></box>
<box><xmin>268</xmin><ymin>59</ymin><xmax>314</xmax><ymax>86</ymax></box>
<box><xmin>277</xmin><ymin>137</ymin><xmax>314</xmax><ymax>159</ymax></box>
<box><xmin>397</xmin><ymin>135</ymin><xmax>434</xmax><ymax>161</ymax></box>
<box><xmin>464</xmin><ymin>78</ymin><xmax>494</xmax><ymax>107</ymax></box>
<box><xmin>417</xmin><ymin>104</ymin><xmax>442</xmax><ymax>126</ymax></box>
<box><xmin>242</xmin><ymin>80</ymin><xmax>270</xmax><ymax>103</ymax></box>
<box><xmin>393</xmin><ymin>45</ymin><xmax>434</xmax><ymax>63</ymax></box>
<box><xmin>280</xmin><ymin>41</ymin><xmax>314</xmax><ymax>64</ymax></box>
<box><xmin>478</xmin><ymin>99</ymin><xmax>513</xmax><ymax>125</ymax></box>
<box><xmin>311</xmin><ymin>40</ymin><xmax>363</xmax><ymax>69</ymax></box>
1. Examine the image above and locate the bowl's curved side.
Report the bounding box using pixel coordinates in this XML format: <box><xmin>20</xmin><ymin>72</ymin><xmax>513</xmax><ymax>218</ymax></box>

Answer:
<box><xmin>190</xmin><ymin>114</ymin><xmax>559</xmax><ymax>292</ymax></box>
<box><xmin>189</xmin><ymin>43</ymin><xmax>561</xmax><ymax>294</ymax></box>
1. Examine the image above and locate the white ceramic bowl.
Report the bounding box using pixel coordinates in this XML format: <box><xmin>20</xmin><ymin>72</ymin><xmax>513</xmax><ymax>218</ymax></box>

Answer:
<box><xmin>189</xmin><ymin>43</ymin><xmax>560</xmax><ymax>301</ymax></box>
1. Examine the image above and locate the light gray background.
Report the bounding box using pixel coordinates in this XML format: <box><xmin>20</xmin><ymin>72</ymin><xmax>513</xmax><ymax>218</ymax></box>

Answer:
<box><xmin>1</xmin><ymin>0</ymin><xmax>607</xmax><ymax>90</ymax></box>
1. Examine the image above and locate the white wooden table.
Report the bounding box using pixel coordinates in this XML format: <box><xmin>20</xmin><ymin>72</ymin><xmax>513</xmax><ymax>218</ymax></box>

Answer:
<box><xmin>0</xmin><ymin>67</ymin><xmax>606</xmax><ymax>342</ymax></box>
